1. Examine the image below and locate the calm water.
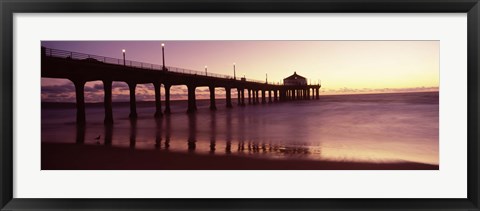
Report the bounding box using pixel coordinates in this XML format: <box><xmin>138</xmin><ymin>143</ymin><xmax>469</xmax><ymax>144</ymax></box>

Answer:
<box><xmin>41</xmin><ymin>92</ymin><xmax>439</xmax><ymax>165</ymax></box>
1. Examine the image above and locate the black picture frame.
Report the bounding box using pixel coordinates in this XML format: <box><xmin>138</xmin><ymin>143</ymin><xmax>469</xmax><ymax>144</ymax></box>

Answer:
<box><xmin>1</xmin><ymin>0</ymin><xmax>479</xmax><ymax>210</ymax></box>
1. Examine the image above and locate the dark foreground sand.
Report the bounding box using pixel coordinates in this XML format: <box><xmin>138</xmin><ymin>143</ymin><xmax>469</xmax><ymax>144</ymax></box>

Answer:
<box><xmin>42</xmin><ymin>143</ymin><xmax>439</xmax><ymax>170</ymax></box>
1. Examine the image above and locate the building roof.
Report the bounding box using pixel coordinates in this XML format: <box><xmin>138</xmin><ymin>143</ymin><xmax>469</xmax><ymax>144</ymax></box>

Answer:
<box><xmin>284</xmin><ymin>72</ymin><xmax>306</xmax><ymax>80</ymax></box>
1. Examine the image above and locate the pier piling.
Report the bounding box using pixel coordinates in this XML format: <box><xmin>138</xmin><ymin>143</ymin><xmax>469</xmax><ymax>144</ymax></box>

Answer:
<box><xmin>226</xmin><ymin>87</ymin><xmax>233</xmax><ymax>108</ymax></box>
<box><xmin>164</xmin><ymin>84</ymin><xmax>171</xmax><ymax>114</ymax></box>
<box><xmin>154</xmin><ymin>82</ymin><xmax>163</xmax><ymax>118</ymax></box>
<box><xmin>187</xmin><ymin>85</ymin><xmax>197</xmax><ymax>113</ymax></box>
<box><xmin>209</xmin><ymin>86</ymin><xmax>216</xmax><ymax>110</ymax></box>
<box><xmin>128</xmin><ymin>82</ymin><xmax>137</xmax><ymax>119</ymax></box>
<box><xmin>73</xmin><ymin>79</ymin><xmax>86</xmax><ymax>125</ymax></box>
<box><xmin>103</xmin><ymin>80</ymin><xmax>113</xmax><ymax>124</ymax></box>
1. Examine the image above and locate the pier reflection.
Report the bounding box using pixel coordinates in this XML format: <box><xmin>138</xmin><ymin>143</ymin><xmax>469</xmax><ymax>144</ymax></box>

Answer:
<box><xmin>225</xmin><ymin>110</ymin><xmax>232</xmax><ymax>154</ymax></box>
<box><xmin>75</xmin><ymin>124</ymin><xmax>85</xmax><ymax>144</ymax></box>
<box><xmin>104</xmin><ymin>123</ymin><xmax>113</xmax><ymax>146</ymax></box>
<box><xmin>44</xmin><ymin>92</ymin><xmax>441</xmax><ymax>167</ymax></box>
<box><xmin>165</xmin><ymin>115</ymin><xmax>171</xmax><ymax>150</ymax></box>
<box><xmin>209</xmin><ymin>112</ymin><xmax>216</xmax><ymax>154</ymax></box>
<box><xmin>187</xmin><ymin>114</ymin><xmax>197</xmax><ymax>152</ymax></box>
<box><xmin>237</xmin><ymin>110</ymin><xmax>246</xmax><ymax>152</ymax></box>
<box><xmin>129</xmin><ymin>118</ymin><xmax>137</xmax><ymax>149</ymax></box>
<box><xmin>155</xmin><ymin>118</ymin><xmax>162</xmax><ymax>149</ymax></box>
<box><xmin>71</xmin><ymin>109</ymin><xmax>313</xmax><ymax>159</ymax></box>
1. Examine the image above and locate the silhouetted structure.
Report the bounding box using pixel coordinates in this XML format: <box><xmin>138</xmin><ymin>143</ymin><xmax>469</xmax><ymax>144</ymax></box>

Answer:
<box><xmin>283</xmin><ymin>71</ymin><xmax>307</xmax><ymax>86</ymax></box>
<box><xmin>155</xmin><ymin>118</ymin><xmax>163</xmax><ymax>149</ymax></box>
<box><xmin>41</xmin><ymin>47</ymin><xmax>321</xmax><ymax>125</ymax></box>
<box><xmin>129</xmin><ymin>118</ymin><xmax>137</xmax><ymax>149</ymax></box>
<box><xmin>187</xmin><ymin>114</ymin><xmax>197</xmax><ymax>152</ymax></box>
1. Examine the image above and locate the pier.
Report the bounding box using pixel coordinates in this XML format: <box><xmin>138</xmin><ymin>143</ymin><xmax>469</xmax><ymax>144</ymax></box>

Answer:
<box><xmin>41</xmin><ymin>47</ymin><xmax>321</xmax><ymax>125</ymax></box>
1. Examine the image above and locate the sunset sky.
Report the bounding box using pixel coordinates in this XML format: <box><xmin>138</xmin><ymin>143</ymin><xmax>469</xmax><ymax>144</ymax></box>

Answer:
<box><xmin>41</xmin><ymin>41</ymin><xmax>439</xmax><ymax>102</ymax></box>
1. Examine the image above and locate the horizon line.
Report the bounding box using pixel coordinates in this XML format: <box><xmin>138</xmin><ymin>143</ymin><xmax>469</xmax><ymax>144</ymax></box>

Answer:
<box><xmin>41</xmin><ymin>90</ymin><xmax>439</xmax><ymax>104</ymax></box>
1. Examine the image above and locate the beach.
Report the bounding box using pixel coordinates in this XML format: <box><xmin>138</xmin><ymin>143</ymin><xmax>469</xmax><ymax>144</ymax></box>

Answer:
<box><xmin>42</xmin><ymin>142</ymin><xmax>438</xmax><ymax>170</ymax></box>
<box><xmin>41</xmin><ymin>91</ymin><xmax>439</xmax><ymax>170</ymax></box>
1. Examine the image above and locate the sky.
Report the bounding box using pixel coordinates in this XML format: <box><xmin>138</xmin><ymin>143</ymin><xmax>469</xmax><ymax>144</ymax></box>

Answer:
<box><xmin>41</xmin><ymin>41</ymin><xmax>439</xmax><ymax>102</ymax></box>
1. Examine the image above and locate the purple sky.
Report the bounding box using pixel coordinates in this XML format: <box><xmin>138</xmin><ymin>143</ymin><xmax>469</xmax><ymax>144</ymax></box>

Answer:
<box><xmin>41</xmin><ymin>41</ymin><xmax>439</xmax><ymax>102</ymax></box>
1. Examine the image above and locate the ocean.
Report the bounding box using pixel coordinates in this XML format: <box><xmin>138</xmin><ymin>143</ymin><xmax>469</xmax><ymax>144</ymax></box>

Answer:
<box><xmin>41</xmin><ymin>91</ymin><xmax>439</xmax><ymax>165</ymax></box>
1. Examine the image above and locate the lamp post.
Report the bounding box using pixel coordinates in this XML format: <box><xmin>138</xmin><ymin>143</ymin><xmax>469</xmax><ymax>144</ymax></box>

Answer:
<box><xmin>161</xmin><ymin>43</ymin><xmax>166</xmax><ymax>71</ymax></box>
<box><xmin>205</xmin><ymin>66</ymin><xmax>208</xmax><ymax>76</ymax></box>
<box><xmin>233</xmin><ymin>63</ymin><xmax>236</xmax><ymax>80</ymax></box>
<box><xmin>265</xmin><ymin>73</ymin><xmax>268</xmax><ymax>84</ymax></box>
<box><xmin>122</xmin><ymin>49</ymin><xmax>126</xmax><ymax>66</ymax></box>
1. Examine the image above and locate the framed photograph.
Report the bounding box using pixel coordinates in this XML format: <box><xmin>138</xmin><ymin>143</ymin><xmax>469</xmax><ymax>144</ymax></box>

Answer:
<box><xmin>1</xmin><ymin>0</ymin><xmax>479</xmax><ymax>210</ymax></box>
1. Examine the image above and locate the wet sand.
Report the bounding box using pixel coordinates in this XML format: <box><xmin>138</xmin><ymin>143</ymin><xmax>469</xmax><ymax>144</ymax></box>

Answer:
<box><xmin>42</xmin><ymin>143</ymin><xmax>439</xmax><ymax>170</ymax></box>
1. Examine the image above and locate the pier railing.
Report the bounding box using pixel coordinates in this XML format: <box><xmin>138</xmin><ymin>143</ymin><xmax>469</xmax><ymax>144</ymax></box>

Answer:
<box><xmin>43</xmin><ymin>47</ymin><xmax>274</xmax><ymax>85</ymax></box>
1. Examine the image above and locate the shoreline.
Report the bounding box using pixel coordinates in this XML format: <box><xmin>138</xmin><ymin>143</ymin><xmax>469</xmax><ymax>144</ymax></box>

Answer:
<box><xmin>41</xmin><ymin>91</ymin><xmax>439</xmax><ymax>104</ymax></box>
<box><xmin>41</xmin><ymin>91</ymin><xmax>439</xmax><ymax>109</ymax></box>
<box><xmin>42</xmin><ymin>143</ymin><xmax>439</xmax><ymax>170</ymax></box>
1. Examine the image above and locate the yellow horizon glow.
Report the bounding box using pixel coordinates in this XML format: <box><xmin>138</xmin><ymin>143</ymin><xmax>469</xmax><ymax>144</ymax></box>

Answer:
<box><xmin>41</xmin><ymin>41</ymin><xmax>439</xmax><ymax>102</ymax></box>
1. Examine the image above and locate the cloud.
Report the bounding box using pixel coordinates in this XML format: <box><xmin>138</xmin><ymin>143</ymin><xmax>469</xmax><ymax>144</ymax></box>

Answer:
<box><xmin>142</xmin><ymin>83</ymin><xmax>154</xmax><ymax>90</ymax></box>
<box><xmin>41</xmin><ymin>83</ymin><xmax>75</xmax><ymax>94</ymax></box>
<box><xmin>112</xmin><ymin>82</ymin><xmax>128</xmax><ymax>89</ymax></box>
<box><xmin>42</xmin><ymin>80</ymin><xmax>436</xmax><ymax>103</ymax></box>
<box><xmin>93</xmin><ymin>83</ymin><xmax>103</xmax><ymax>90</ymax></box>
<box><xmin>322</xmin><ymin>86</ymin><xmax>439</xmax><ymax>95</ymax></box>
<box><xmin>84</xmin><ymin>86</ymin><xmax>96</xmax><ymax>92</ymax></box>
<box><xmin>198</xmin><ymin>87</ymin><xmax>209</xmax><ymax>92</ymax></box>
<box><xmin>42</xmin><ymin>81</ymin><xmax>194</xmax><ymax>102</ymax></box>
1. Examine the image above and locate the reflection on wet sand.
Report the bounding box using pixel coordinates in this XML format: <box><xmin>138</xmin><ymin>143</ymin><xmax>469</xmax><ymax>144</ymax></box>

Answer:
<box><xmin>75</xmin><ymin>124</ymin><xmax>85</xmax><ymax>144</ymax></box>
<box><xmin>129</xmin><ymin>118</ymin><xmax>137</xmax><ymax>149</ymax></box>
<box><xmin>187</xmin><ymin>114</ymin><xmax>196</xmax><ymax>152</ymax></box>
<box><xmin>59</xmin><ymin>114</ymin><xmax>438</xmax><ymax>170</ymax></box>
<box><xmin>44</xmin><ymin>92</ymin><xmax>440</xmax><ymax>169</ymax></box>
<box><xmin>165</xmin><ymin>115</ymin><xmax>171</xmax><ymax>150</ymax></box>
<box><xmin>105</xmin><ymin>123</ymin><xmax>113</xmax><ymax>146</ymax></box>
<box><xmin>209</xmin><ymin>112</ymin><xmax>216</xmax><ymax>154</ymax></box>
<box><xmin>237</xmin><ymin>110</ymin><xmax>245</xmax><ymax>152</ymax></box>
<box><xmin>154</xmin><ymin>118</ymin><xmax>162</xmax><ymax>149</ymax></box>
<box><xmin>73</xmin><ymin>109</ymin><xmax>315</xmax><ymax>159</ymax></box>
<box><xmin>225</xmin><ymin>110</ymin><xmax>232</xmax><ymax>154</ymax></box>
